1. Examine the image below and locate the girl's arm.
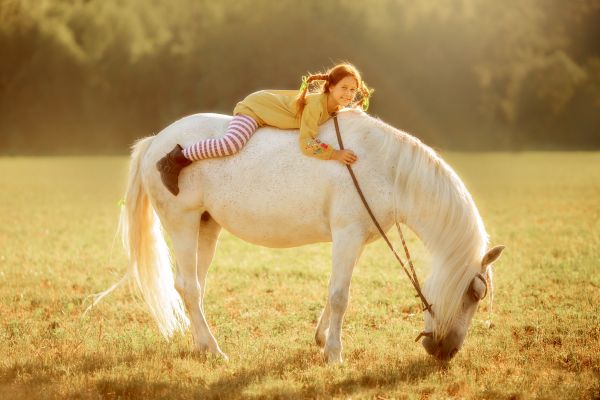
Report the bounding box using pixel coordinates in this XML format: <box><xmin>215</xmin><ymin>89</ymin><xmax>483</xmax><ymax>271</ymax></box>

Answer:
<box><xmin>298</xmin><ymin>101</ymin><xmax>334</xmax><ymax>160</ymax></box>
<box><xmin>298</xmin><ymin>98</ymin><xmax>357</xmax><ymax>164</ymax></box>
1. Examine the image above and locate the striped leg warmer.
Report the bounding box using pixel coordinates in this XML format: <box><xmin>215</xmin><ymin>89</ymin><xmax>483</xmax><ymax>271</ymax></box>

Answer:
<box><xmin>183</xmin><ymin>114</ymin><xmax>259</xmax><ymax>161</ymax></box>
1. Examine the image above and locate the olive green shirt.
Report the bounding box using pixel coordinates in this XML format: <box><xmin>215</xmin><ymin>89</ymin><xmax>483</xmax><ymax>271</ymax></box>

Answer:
<box><xmin>233</xmin><ymin>90</ymin><xmax>335</xmax><ymax>160</ymax></box>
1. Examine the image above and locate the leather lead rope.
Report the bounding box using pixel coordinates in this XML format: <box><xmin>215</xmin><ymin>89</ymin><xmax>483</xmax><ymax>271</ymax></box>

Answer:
<box><xmin>332</xmin><ymin>114</ymin><xmax>434</xmax><ymax>317</ymax></box>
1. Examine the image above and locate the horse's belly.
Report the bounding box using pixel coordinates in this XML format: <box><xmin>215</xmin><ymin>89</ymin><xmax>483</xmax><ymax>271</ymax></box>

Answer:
<box><xmin>200</xmin><ymin>166</ymin><xmax>335</xmax><ymax>247</ymax></box>
<box><xmin>209</xmin><ymin>207</ymin><xmax>332</xmax><ymax>247</ymax></box>
<box><xmin>221</xmin><ymin>221</ymin><xmax>331</xmax><ymax>248</ymax></box>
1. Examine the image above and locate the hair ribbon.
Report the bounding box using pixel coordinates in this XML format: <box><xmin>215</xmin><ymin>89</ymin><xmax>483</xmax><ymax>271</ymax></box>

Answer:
<box><xmin>299</xmin><ymin>75</ymin><xmax>309</xmax><ymax>92</ymax></box>
<box><xmin>362</xmin><ymin>87</ymin><xmax>375</xmax><ymax>111</ymax></box>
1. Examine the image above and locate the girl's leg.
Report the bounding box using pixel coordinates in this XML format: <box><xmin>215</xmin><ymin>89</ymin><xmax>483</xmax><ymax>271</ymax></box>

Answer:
<box><xmin>183</xmin><ymin>114</ymin><xmax>259</xmax><ymax>161</ymax></box>
<box><xmin>156</xmin><ymin>114</ymin><xmax>258</xmax><ymax>196</ymax></box>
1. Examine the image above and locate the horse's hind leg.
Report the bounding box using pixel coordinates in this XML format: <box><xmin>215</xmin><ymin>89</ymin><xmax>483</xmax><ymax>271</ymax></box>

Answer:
<box><xmin>164</xmin><ymin>210</ymin><xmax>226</xmax><ymax>359</ymax></box>
<box><xmin>323</xmin><ymin>227</ymin><xmax>366</xmax><ymax>364</ymax></box>
<box><xmin>315</xmin><ymin>300</ymin><xmax>331</xmax><ymax>348</ymax></box>
<box><xmin>196</xmin><ymin>211</ymin><xmax>221</xmax><ymax>313</ymax></box>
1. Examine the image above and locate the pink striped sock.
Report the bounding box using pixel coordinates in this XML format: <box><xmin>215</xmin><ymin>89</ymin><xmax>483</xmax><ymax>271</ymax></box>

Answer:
<box><xmin>183</xmin><ymin>115</ymin><xmax>259</xmax><ymax>161</ymax></box>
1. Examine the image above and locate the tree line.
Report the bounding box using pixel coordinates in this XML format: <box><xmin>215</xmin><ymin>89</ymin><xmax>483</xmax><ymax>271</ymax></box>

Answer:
<box><xmin>1</xmin><ymin>0</ymin><xmax>599</xmax><ymax>154</ymax></box>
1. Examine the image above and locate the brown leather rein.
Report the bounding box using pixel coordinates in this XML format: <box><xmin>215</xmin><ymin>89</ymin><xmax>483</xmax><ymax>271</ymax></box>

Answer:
<box><xmin>332</xmin><ymin>114</ymin><xmax>435</xmax><ymax>329</ymax></box>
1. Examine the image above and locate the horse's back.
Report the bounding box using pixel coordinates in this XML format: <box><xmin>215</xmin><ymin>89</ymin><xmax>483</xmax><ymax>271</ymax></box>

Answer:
<box><xmin>142</xmin><ymin>111</ymin><xmax>392</xmax><ymax>247</ymax></box>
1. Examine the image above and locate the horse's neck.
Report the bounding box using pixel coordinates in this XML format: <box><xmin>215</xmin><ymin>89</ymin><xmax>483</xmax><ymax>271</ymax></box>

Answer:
<box><xmin>384</xmin><ymin>136</ymin><xmax>488</xmax><ymax>334</ymax></box>
<box><xmin>390</xmin><ymin>137</ymin><xmax>486</xmax><ymax>267</ymax></box>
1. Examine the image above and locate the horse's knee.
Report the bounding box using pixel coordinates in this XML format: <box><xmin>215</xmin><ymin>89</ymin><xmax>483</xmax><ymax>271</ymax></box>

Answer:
<box><xmin>329</xmin><ymin>289</ymin><xmax>349</xmax><ymax>313</ymax></box>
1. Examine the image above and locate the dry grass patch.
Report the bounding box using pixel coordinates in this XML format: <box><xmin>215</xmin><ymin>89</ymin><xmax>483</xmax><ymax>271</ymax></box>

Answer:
<box><xmin>0</xmin><ymin>153</ymin><xmax>598</xmax><ymax>399</ymax></box>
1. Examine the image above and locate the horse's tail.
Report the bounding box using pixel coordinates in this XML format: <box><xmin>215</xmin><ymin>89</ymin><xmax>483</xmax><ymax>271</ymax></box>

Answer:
<box><xmin>119</xmin><ymin>136</ymin><xmax>189</xmax><ymax>338</ymax></box>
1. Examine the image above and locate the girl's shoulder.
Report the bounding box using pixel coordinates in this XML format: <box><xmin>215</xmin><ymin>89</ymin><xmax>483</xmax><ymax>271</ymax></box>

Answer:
<box><xmin>305</xmin><ymin>91</ymin><xmax>326</xmax><ymax>100</ymax></box>
<box><xmin>304</xmin><ymin>91</ymin><xmax>327</xmax><ymax>107</ymax></box>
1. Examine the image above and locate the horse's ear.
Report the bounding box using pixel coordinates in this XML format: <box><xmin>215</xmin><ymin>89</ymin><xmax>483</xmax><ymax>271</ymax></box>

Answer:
<box><xmin>481</xmin><ymin>245</ymin><xmax>505</xmax><ymax>269</ymax></box>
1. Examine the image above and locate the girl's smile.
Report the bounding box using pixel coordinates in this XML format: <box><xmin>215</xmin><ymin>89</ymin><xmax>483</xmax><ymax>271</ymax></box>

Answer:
<box><xmin>327</xmin><ymin>76</ymin><xmax>358</xmax><ymax>114</ymax></box>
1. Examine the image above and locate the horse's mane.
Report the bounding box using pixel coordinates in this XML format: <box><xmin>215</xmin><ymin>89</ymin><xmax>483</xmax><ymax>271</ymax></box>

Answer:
<box><xmin>342</xmin><ymin>109</ymin><xmax>490</xmax><ymax>338</ymax></box>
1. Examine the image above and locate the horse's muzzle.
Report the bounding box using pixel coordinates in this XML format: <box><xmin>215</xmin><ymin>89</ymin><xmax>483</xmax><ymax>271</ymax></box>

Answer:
<box><xmin>420</xmin><ymin>331</ymin><xmax>462</xmax><ymax>361</ymax></box>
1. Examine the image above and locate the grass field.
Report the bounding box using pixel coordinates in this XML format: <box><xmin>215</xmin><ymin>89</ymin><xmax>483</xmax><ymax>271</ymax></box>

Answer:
<box><xmin>0</xmin><ymin>152</ymin><xmax>598</xmax><ymax>399</ymax></box>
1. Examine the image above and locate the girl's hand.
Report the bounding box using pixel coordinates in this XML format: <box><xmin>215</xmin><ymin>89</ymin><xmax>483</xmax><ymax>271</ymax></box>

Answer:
<box><xmin>331</xmin><ymin>149</ymin><xmax>358</xmax><ymax>165</ymax></box>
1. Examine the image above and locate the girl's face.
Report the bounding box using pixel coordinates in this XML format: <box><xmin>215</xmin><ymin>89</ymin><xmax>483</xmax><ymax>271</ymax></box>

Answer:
<box><xmin>329</xmin><ymin>76</ymin><xmax>358</xmax><ymax>108</ymax></box>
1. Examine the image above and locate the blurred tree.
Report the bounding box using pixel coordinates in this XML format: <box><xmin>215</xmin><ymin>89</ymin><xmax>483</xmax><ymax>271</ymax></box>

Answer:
<box><xmin>0</xmin><ymin>0</ymin><xmax>598</xmax><ymax>153</ymax></box>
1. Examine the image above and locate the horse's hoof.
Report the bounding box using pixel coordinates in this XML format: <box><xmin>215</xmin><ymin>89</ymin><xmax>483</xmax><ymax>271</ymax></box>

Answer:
<box><xmin>207</xmin><ymin>347</ymin><xmax>229</xmax><ymax>362</ymax></box>
<box><xmin>325</xmin><ymin>353</ymin><xmax>343</xmax><ymax>364</ymax></box>
<box><xmin>324</xmin><ymin>347</ymin><xmax>343</xmax><ymax>364</ymax></box>
<box><xmin>193</xmin><ymin>343</ymin><xmax>210</xmax><ymax>354</ymax></box>
<box><xmin>193</xmin><ymin>343</ymin><xmax>228</xmax><ymax>361</ymax></box>
<box><xmin>216</xmin><ymin>350</ymin><xmax>229</xmax><ymax>362</ymax></box>
<box><xmin>315</xmin><ymin>332</ymin><xmax>326</xmax><ymax>348</ymax></box>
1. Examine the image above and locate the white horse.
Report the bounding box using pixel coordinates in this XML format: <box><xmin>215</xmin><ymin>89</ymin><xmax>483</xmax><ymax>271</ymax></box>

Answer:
<box><xmin>117</xmin><ymin>108</ymin><xmax>504</xmax><ymax>363</ymax></box>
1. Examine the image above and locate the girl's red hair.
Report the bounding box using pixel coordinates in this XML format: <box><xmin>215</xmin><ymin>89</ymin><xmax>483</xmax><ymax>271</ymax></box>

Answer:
<box><xmin>295</xmin><ymin>62</ymin><xmax>373</xmax><ymax>117</ymax></box>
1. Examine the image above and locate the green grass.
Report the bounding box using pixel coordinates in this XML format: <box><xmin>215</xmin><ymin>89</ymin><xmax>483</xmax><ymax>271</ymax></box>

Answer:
<box><xmin>0</xmin><ymin>153</ymin><xmax>598</xmax><ymax>399</ymax></box>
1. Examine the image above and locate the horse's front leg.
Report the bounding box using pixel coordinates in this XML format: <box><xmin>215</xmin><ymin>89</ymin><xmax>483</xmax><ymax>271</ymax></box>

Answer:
<box><xmin>323</xmin><ymin>227</ymin><xmax>366</xmax><ymax>364</ymax></box>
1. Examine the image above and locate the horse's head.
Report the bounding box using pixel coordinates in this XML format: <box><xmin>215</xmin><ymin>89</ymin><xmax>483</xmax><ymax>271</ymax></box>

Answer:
<box><xmin>419</xmin><ymin>245</ymin><xmax>505</xmax><ymax>361</ymax></box>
